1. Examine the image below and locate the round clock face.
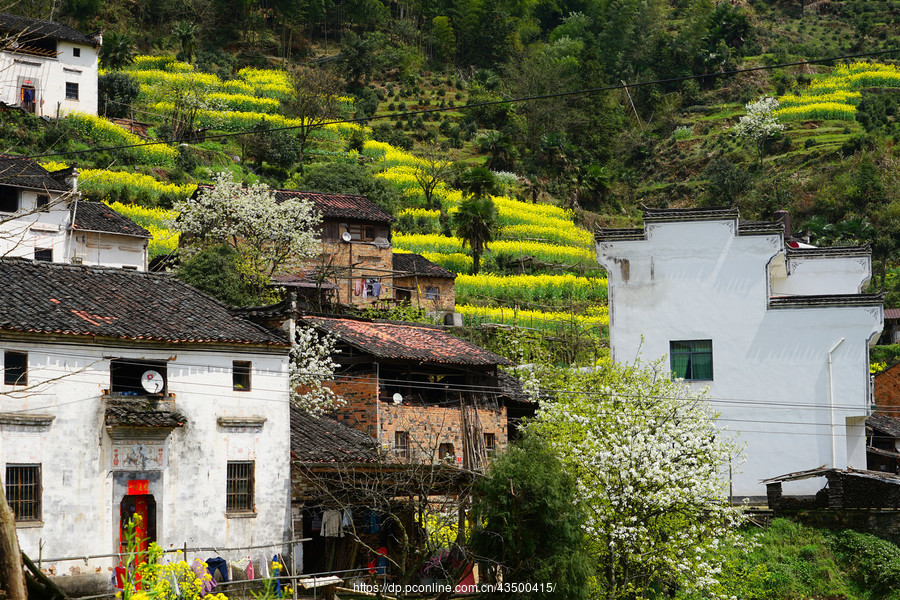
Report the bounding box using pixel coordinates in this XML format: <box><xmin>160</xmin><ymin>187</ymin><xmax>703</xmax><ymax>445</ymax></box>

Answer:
<box><xmin>141</xmin><ymin>370</ymin><xmax>164</xmax><ymax>394</ymax></box>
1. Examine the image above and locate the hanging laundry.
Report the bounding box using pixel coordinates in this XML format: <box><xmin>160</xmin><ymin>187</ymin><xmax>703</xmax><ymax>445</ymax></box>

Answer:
<box><xmin>192</xmin><ymin>559</ymin><xmax>217</xmax><ymax>595</ymax></box>
<box><xmin>206</xmin><ymin>557</ymin><xmax>229</xmax><ymax>583</ymax></box>
<box><xmin>342</xmin><ymin>509</ymin><xmax>353</xmax><ymax>530</ymax></box>
<box><xmin>311</xmin><ymin>511</ymin><xmax>323</xmax><ymax>531</ymax></box>
<box><xmin>231</xmin><ymin>556</ymin><xmax>253</xmax><ymax>580</ymax></box>
<box><xmin>371</xmin><ymin>281</ymin><xmax>382</xmax><ymax>297</ymax></box>
<box><xmin>354</xmin><ymin>280</ymin><xmax>363</xmax><ymax>296</ymax></box>
<box><xmin>272</xmin><ymin>555</ymin><xmax>283</xmax><ymax>598</ymax></box>
<box><xmin>259</xmin><ymin>555</ymin><xmax>270</xmax><ymax>579</ymax></box>
<box><xmin>321</xmin><ymin>509</ymin><xmax>343</xmax><ymax>537</ymax></box>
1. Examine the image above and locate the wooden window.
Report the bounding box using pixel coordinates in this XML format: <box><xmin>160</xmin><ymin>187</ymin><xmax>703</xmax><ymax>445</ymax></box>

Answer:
<box><xmin>65</xmin><ymin>82</ymin><xmax>79</xmax><ymax>100</ymax></box>
<box><xmin>438</xmin><ymin>443</ymin><xmax>455</xmax><ymax>461</ymax></box>
<box><xmin>425</xmin><ymin>286</ymin><xmax>439</xmax><ymax>300</ymax></box>
<box><xmin>36</xmin><ymin>195</ymin><xmax>49</xmax><ymax>211</ymax></box>
<box><xmin>484</xmin><ymin>433</ymin><xmax>496</xmax><ymax>454</ymax></box>
<box><xmin>4</xmin><ymin>351</ymin><xmax>26</xmax><ymax>386</ymax></box>
<box><xmin>226</xmin><ymin>461</ymin><xmax>254</xmax><ymax>513</ymax></box>
<box><xmin>72</xmin><ymin>47</ymin><xmax>81</xmax><ymax>57</ymax></box>
<box><xmin>34</xmin><ymin>249</ymin><xmax>52</xmax><ymax>262</ymax></box>
<box><xmin>6</xmin><ymin>464</ymin><xmax>41</xmax><ymax>522</ymax></box>
<box><xmin>670</xmin><ymin>340</ymin><xmax>713</xmax><ymax>381</ymax></box>
<box><xmin>394</xmin><ymin>431</ymin><xmax>409</xmax><ymax>458</ymax></box>
<box><xmin>233</xmin><ymin>361</ymin><xmax>251</xmax><ymax>391</ymax></box>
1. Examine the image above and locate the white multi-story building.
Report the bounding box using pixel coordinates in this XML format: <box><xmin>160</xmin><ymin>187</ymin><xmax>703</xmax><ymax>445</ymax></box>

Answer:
<box><xmin>0</xmin><ymin>13</ymin><xmax>101</xmax><ymax>117</ymax></box>
<box><xmin>596</xmin><ymin>208</ymin><xmax>883</xmax><ymax>499</ymax></box>
<box><xmin>0</xmin><ymin>258</ymin><xmax>293</xmax><ymax>578</ymax></box>
<box><xmin>0</xmin><ymin>155</ymin><xmax>150</xmax><ymax>269</ymax></box>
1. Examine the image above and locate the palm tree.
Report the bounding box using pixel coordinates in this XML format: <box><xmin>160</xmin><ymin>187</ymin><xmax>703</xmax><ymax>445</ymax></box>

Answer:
<box><xmin>99</xmin><ymin>32</ymin><xmax>135</xmax><ymax>70</ymax></box>
<box><xmin>173</xmin><ymin>21</ymin><xmax>198</xmax><ymax>64</ymax></box>
<box><xmin>454</xmin><ymin>167</ymin><xmax>499</xmax><ymax>275</ymax></box>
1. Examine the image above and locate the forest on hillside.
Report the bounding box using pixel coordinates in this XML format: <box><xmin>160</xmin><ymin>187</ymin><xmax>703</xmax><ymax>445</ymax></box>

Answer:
<box><xmin>6</xmin><ymin>0</ymin><xmax>900</xmax><ymax>363</ymax></box>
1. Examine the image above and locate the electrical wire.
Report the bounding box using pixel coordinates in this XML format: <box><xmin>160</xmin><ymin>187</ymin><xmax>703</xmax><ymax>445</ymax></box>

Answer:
<box><xmin>21</xmin><ymin>47</ymin><xmax>900</xmax><ymax>161</ymax></box>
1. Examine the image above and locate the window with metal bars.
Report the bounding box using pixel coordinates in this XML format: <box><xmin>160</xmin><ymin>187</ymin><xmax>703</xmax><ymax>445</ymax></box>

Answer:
<box><xmin>5</xmin><ymin>464</ymin><xmax>41</xmax><ymax>522</ymax></box>
<box><xmin>226</xmin><ymin>461</ymin><xmax>254</xmax><ymax>513</ymax></box>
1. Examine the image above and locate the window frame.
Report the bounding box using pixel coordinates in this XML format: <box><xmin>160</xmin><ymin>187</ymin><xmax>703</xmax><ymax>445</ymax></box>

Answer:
<box><xmin>4</xmin><ymin>351</ymin><xmax>27</xmax><ymax>386</ymax></box>
<box><xmin>232</xmin><ymin>360</ymin><xmax>251</xmax><ymax>391</ymax></box>
<box><xmin>438</xmin><ymin>443</ymin><xmax>455</xmax><ymax>461</ymax></box>
<box><xmin>669</xmin><ymin>339</ymin><xmax>713</xmax><ymax>381</ymax></box>
<box><xmin>65</xmin><ymin>82</ymin><xmax>79</xmax><ymax>100</ymax></box>
<box><xmin>72</xmin><ymin>47</ymin><xmax>81</xmax><ymax>57</ymax></box>
<box><xmin>36</xmin><ymin>194</ymin><xmax>50</xmax><ymax>211</ymax></box>
<box><xmin>34</xmin><ymin>248</ymin><xmax>52</xmax><ymax>262</ymax></box>
<box><xmin>484</xmin><ymin>433</ymin><xmax>496</xmax><ymax>455</ymax></box>
<box><xmin>226</xmin><ymin>461</ymin><xmax>255</xmax><ymax>514</ymax></box>
<box><xmin>394</xmin><ymin>431</ymin><xmax>409</xmax><ymax>459</ymax></box>
<box><xmin>5</xmin><ymin>464</ymin><xmax>41</xmax><ymax>522</ymax></box>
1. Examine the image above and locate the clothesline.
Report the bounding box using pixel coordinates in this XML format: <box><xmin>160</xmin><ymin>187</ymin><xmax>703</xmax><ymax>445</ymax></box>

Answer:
<box><xmin>37</xmin><ymin>538</ymin><xmax>311</xmax><ymax>564</ymax></box>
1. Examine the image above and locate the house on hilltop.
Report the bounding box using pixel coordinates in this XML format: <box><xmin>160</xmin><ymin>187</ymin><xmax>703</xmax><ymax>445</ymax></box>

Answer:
<box><xmin>596</xmin><ymin>207</ymin><xmax>883</xmax><ymax>499</ymax></box>
<box><xmin>0</xmin><ymin>13</ymin><xmax>101</xmax><ymax>116</ymax></box>
<box><xmin>0</xmin><ymin>258</ymin><xmax>292</xmax><ymax>578</ymax></box>
<box><xmin>0</xmin><ymin>155</ymin><xmax>150</xmax><ymax>268</ymax></box>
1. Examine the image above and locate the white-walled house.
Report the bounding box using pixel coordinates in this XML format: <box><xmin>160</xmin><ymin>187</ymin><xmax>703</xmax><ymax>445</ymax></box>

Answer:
<box><xmin>0</xmin><ymin>155</ymin><xmax>150</xmax><ymax>269</ymax></box>
<box><xmin>596</xmin><ymin>207</ymin><xmax>883</xmax><ymax>499</ymax></box>
<box><xmin>0</xmin><ymin>258</ymin><xmax>293</xmax><ymax>577</ymax></box>
<box><xmin>0</xmin><ymin>13</ymin><xmax>101</xmax><ymax>117</ymax></box>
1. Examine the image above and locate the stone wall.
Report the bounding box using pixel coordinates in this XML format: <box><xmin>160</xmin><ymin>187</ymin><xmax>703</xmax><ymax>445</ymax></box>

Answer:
<box><xmin>393</xmin><ymin>275</ymin><xmax>456</xmax><ymax>313</ymax></box>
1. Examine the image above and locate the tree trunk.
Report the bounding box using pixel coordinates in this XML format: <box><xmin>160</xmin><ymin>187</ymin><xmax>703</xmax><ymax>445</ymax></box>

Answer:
<box><xmin>0</xmin><ymin>479</ymin><xmax>27</xmax><ymax>600</ymax></box>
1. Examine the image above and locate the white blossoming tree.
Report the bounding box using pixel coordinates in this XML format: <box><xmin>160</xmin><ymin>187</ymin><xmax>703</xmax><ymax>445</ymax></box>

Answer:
<box><xmin>174</xmin><ymin>171</ymin><xmax>320</xmax><ymax>293</ymax></box>
<box><xmin>527</xmin><ymin>359</ymin><xmax>743</xmax><ymax>599</ymax></box>
<box><xmin>290</xmin><ymin>325</ymin><xmax>345</xmax><ymax>416</ymax></box>
<box><xmin>731</xmin><ymin>95</ymin><xmax>785</xmax><ymax>167</ymax></box>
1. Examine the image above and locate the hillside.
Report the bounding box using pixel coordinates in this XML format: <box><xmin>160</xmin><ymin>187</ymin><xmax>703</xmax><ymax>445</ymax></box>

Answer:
<box><xmin>4</xmin><ymin>0</ymin><xmax>900</xmax><ymax>365</ymax></box>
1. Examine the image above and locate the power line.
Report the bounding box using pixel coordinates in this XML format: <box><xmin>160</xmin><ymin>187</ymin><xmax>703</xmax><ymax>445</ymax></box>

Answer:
<box><xmin>22</xmin><ymin>47</ymin><xmax>900</xmax><ymax>161</ymax></box>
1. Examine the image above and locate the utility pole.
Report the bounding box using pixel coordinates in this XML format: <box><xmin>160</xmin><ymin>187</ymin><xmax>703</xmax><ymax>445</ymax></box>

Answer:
<box><xmin>0</xmin><ymin>476</ymin><xmax>26</xmax><ymax>600</ymax></box>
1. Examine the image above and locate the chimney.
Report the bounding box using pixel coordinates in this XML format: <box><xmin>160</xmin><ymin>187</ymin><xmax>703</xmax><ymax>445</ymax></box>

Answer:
<box><xmin>774</xmin><ymin>210</ymin><xmax>791</xmax><ymax>239</ymax></box>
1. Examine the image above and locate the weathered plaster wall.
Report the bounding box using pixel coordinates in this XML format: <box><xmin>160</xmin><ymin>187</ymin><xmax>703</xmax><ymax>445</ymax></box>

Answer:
<box><xmin>68</xmin><ymin>231</ymin><xmax>148</xmax><ymax>270</ymax></box>
<box><xmin>0</xmin><ymin>338</ymin><xmax>292</xmax><ymax>573</ymax></box>
<box><xmin>597</xmin><ymin>219</ymin><xmax>882</xmax><ymax>498</ymax></box>
<box><xmin>769</xmin><ymin>253</ymin><xmax>871</xmax><ymax>296</ymax></box>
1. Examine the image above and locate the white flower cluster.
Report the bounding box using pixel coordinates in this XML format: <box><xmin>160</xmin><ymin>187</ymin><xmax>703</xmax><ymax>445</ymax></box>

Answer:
<box><xmin>731</xmin><ymin>96</ymin><xmax>785</xmax><ymax>143</ymax></box>
<box><xmin>173</xmin><ymin>171</ymin><xmax>320</xmax><ymax>278</ymax></box>
<box><xmin>290</xmin><ymin>326</ymin><xmax>346</xmax><ymax>417</ymax></box>
<box><xmin>529</xmin><ymin>359</ymin><xmax>744</xmax><ymax>598</ymax></box>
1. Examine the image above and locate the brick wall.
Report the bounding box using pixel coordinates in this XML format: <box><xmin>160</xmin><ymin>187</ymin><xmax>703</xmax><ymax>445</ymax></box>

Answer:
<box><xmin>316</xmin><ymin>373</ymin><xmax>380</xmax><ymax>438</ymax></box>
<box><xmin>379</xmin><ymin>402</ymin><xmax>506</xmax><ymax>463</ymax></box>
<box><xmin>393</xmin><ymin>275</ymin><xmax>456</xmax><ymax>312</ymax></box>
<box><xmin>875</xmin><ymin>362</ymin><xmax>900</xmax><ymax>416</ymax></box>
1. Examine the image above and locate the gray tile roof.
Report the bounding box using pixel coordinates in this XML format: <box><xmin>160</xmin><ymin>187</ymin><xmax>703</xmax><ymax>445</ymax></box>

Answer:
<box><xmin>290</xmin><ymin>404</ymin><xmax>377</xmax><ymax>463</ymax></box>
<box><xmin>0</xmin><ymin>13</ymin><xmax>97</xmax><ymax>46</ymax></box>
<box><xmin>393</xmin><ymin>253</ymin><xmax>456</xmax><ymax>279</ymax></box>
<box><xmin>106</xmin><ymin>398</ymin><xmax>186</xmax><ymax>428</ymax></box>
<box><xmin>0</xmin><ymin>155</ymin><xmax>70</xmax><ymax>192</ymax></box>
<box><xmin>0</xmin><ymin>258</ymin><xmax>289</xmax><ymax>346</ymax></box>
<box><xmin>73</xmin><ymin>202</ymin><xmax>151</xmax><ymax>238</ymax></box>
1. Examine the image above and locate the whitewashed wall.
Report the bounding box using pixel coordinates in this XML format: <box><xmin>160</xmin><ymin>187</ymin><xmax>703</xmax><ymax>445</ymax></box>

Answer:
<box><xmin>0</xmin><ymin>338</ymin><xmax>292</xmax><ymax>571</ymax></box>
<box><xmin>0</xmin><ymin>41</ymin><xmax>99</xmax><ymax>116</ymax></box>
<box><xmin>67</xmin><ymin>231</ymin><xmax>148</xmax><ymax>270</ymax></box>
<box><xmin>597</xmin><ymin>219</ymin><xmax>882</xmax><ymax>498</ymax></box>
<box><xmin>0</xmin><ymin>189</ymin><xmax>70</xmax><ymax>261</ymax></box>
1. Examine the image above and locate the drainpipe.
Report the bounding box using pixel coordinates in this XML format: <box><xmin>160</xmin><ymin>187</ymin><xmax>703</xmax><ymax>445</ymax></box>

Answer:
<box><xmin>375</xmin><ymin>362</ymin><xmax>380</xmax><ymax>448</ymax></box>
<box><xmin>828</xmin><ymin>338</ymin><xmax>845</xmax><ymax>467</ymax></box>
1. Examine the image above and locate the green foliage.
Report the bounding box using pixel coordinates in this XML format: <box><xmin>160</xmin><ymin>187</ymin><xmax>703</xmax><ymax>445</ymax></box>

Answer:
<box><xmin>296</xmin><ymin>162</ymin><xmax>400</xmax><ymax>215</ymax></box>
<box><xmin>176</xmin><ymin>244</ymin><xmax>270</xmax><ymax>307</ymax></box>
<box><xmin>453</xmin><ymin>181</ymin><xmax>499</xmax><ymax>275</ymax></box>
<box><xmin>702</xmin><ymin>158</ymin><xmax>751</xmax><ymax>206</ymax></box>
<box><xmin>100</xmin><ymin>31</ymin><xmax>136</xmax><ymax>70</ymax></box>
<box><xmin>98</xmin><ymin>72</ymin><xmax>141</xmax><ymax>120</ymax></box>
<box><xmin>831</xmin><ymin>529</ymin><xmax>900</xmax><ymax>599</ymax></box>
<box><xmin>871</xmin><ymin>344</ymin><xmax>900</xmax><ymax>366</ymax></box>
<box><xmin>470</xmin><ymin>435</ymin><xmax>593</xmax><ymax>600</ymax></box>
<box><xmin>245</xmin><ymin>120</ymin><xmax>302</xmax><ymax>169</ymax></box>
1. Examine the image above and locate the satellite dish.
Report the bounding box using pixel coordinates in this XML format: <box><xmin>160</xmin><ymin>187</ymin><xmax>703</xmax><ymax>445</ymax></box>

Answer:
<box><xmin>341</xmin><ymin>231</ymin><xmax>352</xmax><ymax>243</ymax></box>
<box><xmin>392</xmin><ymin>393</ymin><xmax>403</xmax><ymax>405</ymax></box>
<box><xmin>140</xmin><ymin>370</ymin><xmax>164</xmax><ymax>394</ymax></box>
